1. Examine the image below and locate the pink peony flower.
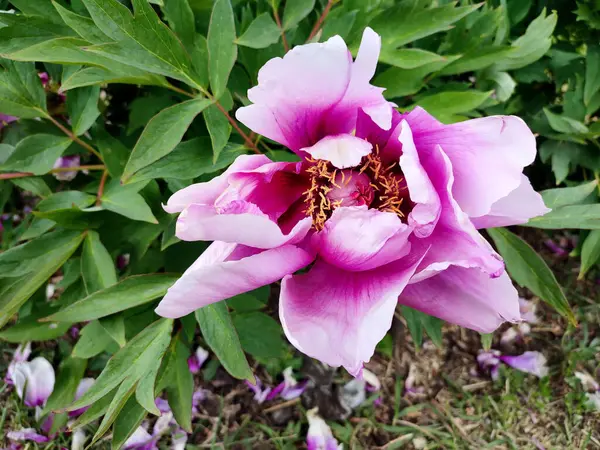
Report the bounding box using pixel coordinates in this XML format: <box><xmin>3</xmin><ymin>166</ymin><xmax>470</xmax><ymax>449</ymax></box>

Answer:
<box><xmin>53</xmin><ymin>155</ymin><xmax>81</xmax><ymax>181</ymax></box>
<box><xmin>12</xmin><ymin>357</ymin><xmax>55</xmax><ymax>407</ymax></box>
<box><xmin>155</xmin><ymin>28</ymin><xmax>549</xmax><ymax>375</ymax></box>
<box><xmin>0</xmin><ymin>114</ymin><xmax>18</xmax><ymax>130</ymax></box>
<box><xmin>187</xmin><ymin>345</ymin><xmax>209</xmax><ymax>374</ymax></box>
<box><xmin>500</xmin><ymin>351</ymin><xmax>549</xmax><ymax>378</ymax></box>
<box><xmin>306</xmin><ymin>408</ymin><xmax>342</xmax><ymax>450</ymax></box>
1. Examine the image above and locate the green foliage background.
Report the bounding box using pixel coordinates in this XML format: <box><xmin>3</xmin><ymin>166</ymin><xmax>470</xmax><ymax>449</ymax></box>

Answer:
<box><xmin>0</xmin><ymin>0</ymin><xmax>598</xmax><ymax>446</ymax></box>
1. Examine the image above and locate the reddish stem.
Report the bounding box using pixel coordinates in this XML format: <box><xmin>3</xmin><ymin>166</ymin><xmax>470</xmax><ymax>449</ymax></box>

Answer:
<box><xmin>272</xmin><ymin>4</ymin><xmax>290</xmax><ymax>52</ymax></box>
<box><xmin>0</xmin><ymin>172</ymin><xmax>33</xmax><ymax>180</ymax></box>
<box><xmin>308</xmin><ymin>0</ymin><xmax>336</xmax><ymax>41</ymax></box>
<box><xmin>214</xmin><ymin>102</ymin><xmax>261</xmax><ymax>155</ymax></box>
<box><xmin>96</xmin><ymin>170</ymin><xmax>109</xmax><ymax>206</ymax></box>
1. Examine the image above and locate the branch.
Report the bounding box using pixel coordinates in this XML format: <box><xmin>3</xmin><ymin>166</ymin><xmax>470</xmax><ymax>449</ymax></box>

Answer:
<box><xmin>96</xmin><ymin>170</ymin><xmax>109</xmax><ymax>206</ymax></box>
<box><xmin>0</xmin><ymin>165</ymin><xmax>105</xmax><ymax>180</ymax></box>
<box><xmin>46</xmin><ymin>115</ymin><xmax>103</xmax><ymax>160</ymax></box>
<box><xmin>272</xmin><ymin>3</ymin><xmax>290</xmax><ymax>52</ymax></box>
<box><xmin>308</xmin><ymin>0</ymin><xmax>336</xmax><ymax>41</ymax></box>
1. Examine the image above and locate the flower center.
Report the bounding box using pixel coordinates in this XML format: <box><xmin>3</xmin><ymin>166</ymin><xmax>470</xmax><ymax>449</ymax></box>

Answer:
<box><xmin>302</xmin><ymin>149</ymin><xmax>409</xmax><ymax>230</ymax></box>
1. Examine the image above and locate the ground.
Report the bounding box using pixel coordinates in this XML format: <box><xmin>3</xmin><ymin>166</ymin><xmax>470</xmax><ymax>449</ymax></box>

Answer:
<box><xmin>1</xmin><ymin>228</ymin><xmax>599</xmax><ymax>450</ymax></box>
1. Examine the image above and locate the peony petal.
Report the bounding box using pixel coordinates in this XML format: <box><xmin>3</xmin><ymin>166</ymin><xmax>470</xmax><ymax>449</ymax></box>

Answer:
<box><xmin>302</xmin><ymin>134</ymin><xmax>373</xmax><ymax>169</ymax></box>
<box><xmin>164</xmin><ymin>155</ymin><xmax>272</xmax><ymax>213</ymax></box>
<box><xmin>13</xmin><ymin>357</ymin><xmax>55</xmax><ymax>407</ymax></box>
<box><xmin>398</xmin><ymin>120</ymin><xmax>441</xmax><ymax>237</ymax></box>
<box><xmin>404</xmin><ymin>107</ymin><xmax>537</xmax><ymax>218</ymax></box>
<box><xmin>7</xmin><ymin>428</ymin><xmax>50</xmax><ymax>443</ymax></box>
<box><xmin>122</xmin><ymin>426</ymin><xmax>154</xmax><ymax>450</ymax></box>
<box><xmin>306</xmin><ymin>408</ymin><xmax>342</xmax><ymax>450</ymax></box>
<box><xmin>314</xmin><ymin>206</ymin><xmax>411</xmax><ymax>271</ymax></box>
<box><xmin>400</xmin><ymin>267</ymin><xmax>521</xmax><ymax>333</ymax></box>
<box><xmin>72</xmin><ymin>428</ymin><xmax>87</xmax><ymax>450</ymax></box>
<box><xmin>470</xmin><ymin>174</ymin><xmax>550</xmax><ymax>229</ymax></box>
<box><xmin>500</xmin><ymin>351</ymin><xmax>548</xmax><ymax>378</ymax></box>
<box><xmin>69</xmin><ymin>377</ymin><xmax>95</xmax><ymax>417</ymax></box>
<box><xmin>411</xmin><ymin>144</ymin><xmax>504</xmax><ymax>281</ymax></box>
<box><xmin>236</xmin><ymin>35</ymin><xmax>352</xmax><ymax>151</ymax></box>
<box><xmin>280</xmin><ymin>252</ymin><xmax>423</xmax><ymax>376</ymax></box>
<box><xmin>156</xmin><ymin>244</ymin><xmax>313</xmax><ymax>318</ymax></box>
<box><xmin>176</xmin><ymin>201</ymin><xmax>312</xmax><ymax>249</ymax></box>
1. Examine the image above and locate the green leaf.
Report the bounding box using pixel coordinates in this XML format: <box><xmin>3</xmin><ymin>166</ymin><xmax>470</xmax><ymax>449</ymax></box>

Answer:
<box><xmin>0</xmin><ymin>317</ymin><xmax>71</xmax><ymax>343</ymax></box>
<box><xmin>195</xmin><ymin>302</ymin><xmax>254</xmax><ymax>382</ymax></box>
<box><xmin>540</xmin><ymin>180</ymin><xmax>598</xmax><ymax>209</ymax></box>
<box><xmin>226</xmin><ymin>292</ymin><xmax>267</xmax><ymax>312</ymax></box>
<box><xmin>207</xmin><ymin>0</ymin><xmax>237</xmax><ymax>98</ymax></box>
<box><xmin>401</xmin><ymin>306</ymin><xmax>423</xmax><ymax>350</ymax></box>
<box><xmin>92</xmin><ymin>375</ymin><xmax>138</xmax><ymax>445</ymax></box>
<box><xmin>37</xmin><ymin>191</ymin><xmax>96</xmax><ymax>212</ymax></box>
<box><xmin>11</xmin><ymin>177</ymin><xmax>52</xmax><ymax>198</ymax></box>
<box><xmin>525</xmin><ymin>205</ymin><xmax>600</xmax><ymax>229</ymax></box>
<box><xmin>494</xmin><ymin>9</ymin><xmax>557</xmax><ymax>71</ymax></box>
<box><xmin>66</xmin><ymin>318</ymin><xmax>173</xmax><ymax>411</ymax></box>
<box><xmin>162</xmin><ymin>0</ymin><xmax>196</xmax><ymax>49</ymax></box>
<box><xmin>585</xmin><ymin>45</ymin><xmax>600</xmax><ymax>105</ymax></box>
<box><xmin>233</xmin><ymin>311</ymin><xmax>286</xmax><ymax>360</ymax></box>
<box><xmin>203</xmin><ymin>104</ymin><xmax>232</xmax><ymax>163</ymax></box>
<box><xmin>111</xmin><ymin>396</ymin><xmax>147</xmax><ymax>450</ymax></box>
<box><xmin>0</xmin><ymin>134</ymin><xmax>71</xmax><ymax>175</ymax></box>
<box><xmin>412</xmin><ymin>90</ymin><xmax>492</xmax><ymax>119</ymax></box>
<box><xmin>73</xmin><ymin>320</ymin><xmax>114</xmax><ymax>358</ymax></box>
<box><xmin>488</xmin><ymin>228</ymin><xmax>575</xmax><ymax>325</ymax></box>
<box><xmin>81</xmin><ymin>0</ymin><xmax>192</xmax><ymax>83</ymax></box>
<box><xmin>127</xmin><ymin>95</ymin><xmax>177</xmax><ymax>135</ymax></box>
<box><xmin>236</xmin><ymin>13</ymin><xmax>280</xmax><ymax>49</ymax></box>
<box><xmin>11</xmin><ymin>0</ymin><xmax>64</xmax><ymax>23</ymax></box>
<box><xmin>543</xmin><ymin>108</ymin><xmax>589</xmax><ymax>135</ymax></box>
<box><xmin>480</xmin><ymin>333</ymin><xmax>493</xmax><ymax>351</ymax></box>
<box><xmin>95</xmin><ymin>129</ymin><xmax>130</xmax><ymax>178</ymax></box>
<box><xmin>52</xmin><ymin>1</ymin><xmax>109</xmax><ymax>44</ymax></box>
<box><xmin>121</xmin><ymin>98</ymin><xmax>212</xmax><ymax>182</ymax></box>
<box><xmin>164</xmin><ymin>335</ymin><xmax>193</xmax><ymax>432</ymax></box>
<box><xmin>69</xmin><ymin>388</ymin><xmax>116</xmax><ymax>429</ymax></box>
<box><xmin>0</xmin><ymin>231</ymin><xmax>85</xmax><ymax>328</ymax></box>
<box><xmin>81</xmin><ymin>230</ymin><xmax>118</xmax><ymax>295</ymax></box>
<box><xmin>43</xmin><ymin>274</ymin><xmax>179</xmax><ymax>322</ymax></box>
<box><xmin>135</xmin><ymin>359</ymin><xmax>161</xmax><ymax>416</ymax></box>
<box><xmin>191</xmin><ymin>34</ymin><xmax>209</xmax><ymax>90</ymax></box>
<box><xmin>128</xmin><ymin>138</ymin><xmax>244</xmax><ymax>184</ymax></box>
<box><xmin>488</xmin><ymin>71</ymin><xmax>516</xmax><ymax>102</ymax></box>
<box><xmin>102</xmin><ymin>182</ymin><xmax>158</xmax><ymax>224</ymax></box>
<box><xmin>43</xmin><ymin>357</ymin><xmax>87</xmax><ymax>414</ymax></box>
<box><xmin>375</xmin><ymin>56</ymin><xmax>461</xmax><ymax>98</ymax></box>
<box><xmin>379</xmin><ymin>48</ymin><xmax>446</xmax><ymax>69</ymax></box>
<box><xmin>61</xmin><ymin>67</ymin><xmax>167</xmax><ymax>92</ymax></box>
<box><xmin>371</xmin><ymin>3</ymin><xmax>480</xmax><ymax>47</ymax></box>
<box><xmin>0</xmin><ymin>60</ymin><xmax>47</xmax><ymax>118</ymax></box>
<box><xmin>439</xmin><ymin>46</ymin><xmax>514</xmax><ymax>76</ymax></box>
<box><xmin>282</xmin><ymin>0</ymin><xmax>315</xmax><ymax>30</ymax></box>
<box><xmin>420</xmin><ymin>314</ymin><xmax>443</xmax><ymax>348</ymax></box>
<box><xmin>100</xmin><ymin>314</ymin><xmax>127</xmax><ymax>347</ymax></box>
<box><xmin>321</xmin><ymin>9</ymin><xmax>357</xmax><ymax>40</ymax></box>
<box><xmin>580</xmin><ymin>229</ymin><xmax>600</xmax><ymax>278</ymax></box>
<box><xmin>66</xmin><ymin>86</ymin><xmax>101</xmax><ymax>136</ymax></box>
<box><xmin>19</xmin><ymin>218</ymin><xmax>56</xmax><ymax>241</ymax></box>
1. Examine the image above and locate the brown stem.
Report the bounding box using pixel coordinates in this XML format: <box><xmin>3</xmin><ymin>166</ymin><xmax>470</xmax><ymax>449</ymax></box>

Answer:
<box><xmin>96</xmin><ymin>170</ymin><xmax>109</xmax><ymax>206</ymax></box>
<box><xmin>214</xmin><ymin>102</ymin><xmax>262</xmax><ymax>155</ymax></box>
<box><xmin>46</xmin><ymin>115</ymin><xmax>103</xmax><ymax>160</ymax></box>
<box><xmin>308</xmin><ymin>0</ymin><xmax>336</xmax><ymax>41</ymax></box>
<box><xmin>0</xmin><ymin>165</ymin><xmax>105</xmax><ymax>180</ymax></box>
<box><xmin>272</xmin><ymin>4</ymin><xmax>289</xmax><ymax>52</ymax></box>
<box><xmin>166</xmin><ymin>83</ymin><xmax>261</xmax><ymax>155</ymax></box>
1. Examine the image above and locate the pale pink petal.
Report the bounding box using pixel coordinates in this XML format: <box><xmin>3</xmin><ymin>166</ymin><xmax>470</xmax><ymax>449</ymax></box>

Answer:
<box><xmin>400</xmin><ymin>267</ymin><xmax>521</xmax><ymax>334</ymax></box>
<box><xmin>302</xmin><ymin>134</ymin><xmax>373</xmax><ymax>169</ymax></box>
<box><xmin>13</xmin><ymin>357</ymin><xmax>55</xmax><ymax>407</ymax></box>
<box><xmin>164</xmin><ymin>155</ymin><xmax>271</xmax><ymax>213</ymax></box>
<box><xmin>500</xmin><ymin>351</ymin><xmax>549</xmax><ymax>378</ymax></box>
<box><xmin>123</xmin><ymin>426</ymin><xmax>154</xmax><ymax>450</ymax></box>
<box><xmin>398</xmin><ymin>120</ymin><xmax>441</xmax><ymax>237</ymax></box>
<box><xmin>330</xmin><ymin>28</ymin><xmax>393</xmax><ymax>131</ymax></box>
<box><xmin>156</xmin><ymin>244</ymin><xmax>313</xmax><ymax>318</ymax></box>
<box><xmin>6</xmin><ymin>342</ymin><xmax>32</xmax><ymax>384</ymax></box>
<box><xmin>176</xmin><ymin>201</ymin><xmax>312</xmax><ymax>249</ymax></box>
<box><xmin>470</xmin><ymin>174</ymin><xmax>550</xmax><ymax>229</ymax></box>
<box><xmin>7</xmin><ymin>428</ymin><xmax>49</xmax><ymax>443</ymax></box>
<box><xmin>314</xmin><ymin>206</ymin><xmax>411</xmax><ymax>271</ymax></box>
<box><xmin>411</xmin><ymin>145</ymin><xmax>504</xmax><ymax>281</ymax></box>
<box><xmin>306</xmin><ymin>409</ymin><xmax>342</xmax><ymax>450</ymax></box>
<box><xmin>236</xmin><ymin>35</ymin><xmax>352</xmax><ymax>151</ymax></box>
<box><xmin>404</xmin><ymin>107</ymin><xmax>537</xmax><ymax>218</ymax></box>
<box><xmin>280</xmin><ymin>253</ymin><xmax>423</xmax><ymax>376</ymax></box>
<box><xmin>69</xmin><ymin>377</ymin><xmax>95</xmax><ymax>417</ymax></box>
